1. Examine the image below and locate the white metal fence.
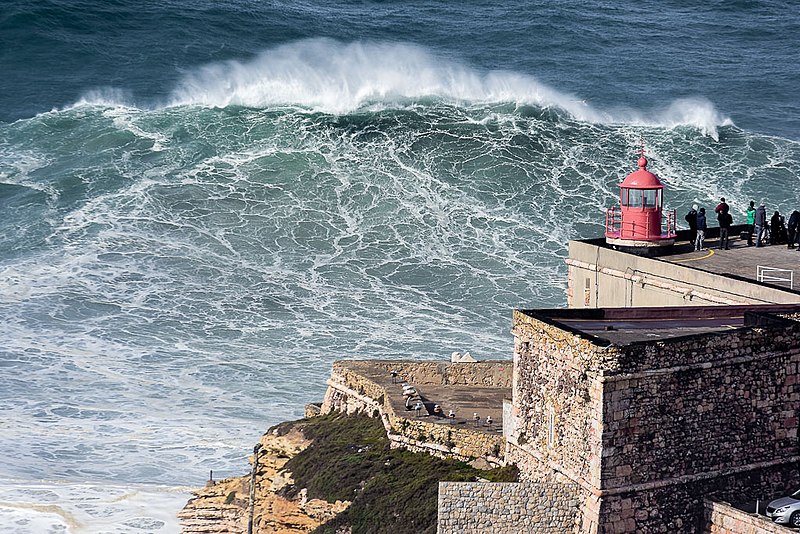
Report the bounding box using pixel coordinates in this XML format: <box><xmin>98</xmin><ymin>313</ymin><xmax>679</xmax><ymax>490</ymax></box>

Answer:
<box><xmin>757</xmin><ymin>266</ymin><xmax>794</xmax><ymax>289</ymax></box>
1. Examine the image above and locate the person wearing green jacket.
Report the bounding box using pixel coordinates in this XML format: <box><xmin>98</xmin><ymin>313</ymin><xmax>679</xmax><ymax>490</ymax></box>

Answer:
<box><xmin>746</xmin><ymin>201</ymin><xmax>756</xmax><ymax>246</ymax></box>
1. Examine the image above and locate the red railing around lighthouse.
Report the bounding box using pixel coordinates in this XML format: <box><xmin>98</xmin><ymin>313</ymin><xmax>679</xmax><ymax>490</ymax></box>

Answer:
<box><xmin>605</xmin><ymin>207</ymin><xmax>677</xmax><ymax>240</ymax></box>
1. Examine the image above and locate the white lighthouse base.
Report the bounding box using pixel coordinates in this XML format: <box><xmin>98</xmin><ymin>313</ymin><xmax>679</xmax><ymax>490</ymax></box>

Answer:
<box><xmin>605</xmin><ymin>236</ymin><xmax>676</xmax><ymax>249</ymax></box>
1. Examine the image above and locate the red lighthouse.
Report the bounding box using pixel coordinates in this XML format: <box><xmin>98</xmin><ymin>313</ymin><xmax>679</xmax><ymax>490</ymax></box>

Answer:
<box><xmin>605</xmin><ymin>155</ymin><xmax>676</xmax><ymax>252</ymax></box>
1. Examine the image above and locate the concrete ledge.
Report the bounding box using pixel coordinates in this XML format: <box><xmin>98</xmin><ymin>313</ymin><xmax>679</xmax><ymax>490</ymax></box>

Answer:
<box><xmin>703</xmin><ymin>499</ymin><xmax>794</xmax><ymax>533</ymax></box>
<box><xmin>320</xmin><ymin>361</ymin><xmax>508</xmax><ymax>464</ymax></box>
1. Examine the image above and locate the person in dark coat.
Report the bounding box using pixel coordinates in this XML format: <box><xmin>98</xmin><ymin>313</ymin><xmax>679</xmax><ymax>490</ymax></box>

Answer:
<box><xmin>754</xmin><ymin>203</ymin><xmax>767</xmax><ymax>247</ymax></box>
<box><xmin>788</xmin><ymin>210</ymin><xmax>800</xmax><ymax>249</ymax></box>
<box><xmin>685</xmin><ymin>204</ymin><xmax>698</xmax><ymax>245</ymax></box>
<box><xmin>719</xmin><ymin>211</ymin><xmax>732</xmax><ymax>250</ymax></box>
<box><xmin>771</xmin><ymin>211</ymin><xmax>787</xmax><ymax>244</ymax></box>
<box><xmin>695</xmin><ymin>207</ymin><xmax>707</xmax><ymax>251</ymax></box>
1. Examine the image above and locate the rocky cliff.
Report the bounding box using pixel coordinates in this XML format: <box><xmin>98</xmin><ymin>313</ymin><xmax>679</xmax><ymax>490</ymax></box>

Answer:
<box><xmin>179</xmin><ymin>423</ymin><xmax>349</xmax><ymax>534</ymax></box>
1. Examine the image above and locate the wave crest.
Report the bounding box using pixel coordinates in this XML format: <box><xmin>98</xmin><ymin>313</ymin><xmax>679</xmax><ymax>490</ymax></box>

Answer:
<box><xmin>169</xmin><ymin>39</ymin><xmax>606</xmax><ymax>118</ymax></box>
<box><xmin>72</xmin><ymin>39</ymin><xmax>730</xmax><ymax>137</ymax></box>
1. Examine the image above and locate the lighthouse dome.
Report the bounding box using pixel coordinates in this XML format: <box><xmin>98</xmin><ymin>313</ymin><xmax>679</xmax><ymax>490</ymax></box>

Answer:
<box><xmin>620</xmin><ymin>156</ymin><xmax>664</xmax><ymax>189</ymax></box>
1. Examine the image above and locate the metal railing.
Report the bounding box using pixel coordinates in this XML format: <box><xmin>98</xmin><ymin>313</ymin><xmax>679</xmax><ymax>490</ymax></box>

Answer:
<box><xmin>756</xmin><ymin>266</ymin><xmax>794</xmax><ymax>289</ymax></box>
<box><xmin>605</xmin><ymin>207</ymin><xmax>677</xmax><ymax>238</ymax></box>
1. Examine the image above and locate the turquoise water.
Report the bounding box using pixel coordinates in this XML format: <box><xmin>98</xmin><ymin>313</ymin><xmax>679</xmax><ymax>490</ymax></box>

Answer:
<box><xmin>1</xmin><ymin>2</ymin><xmax>799</xmax><ymax>531</ymax></box>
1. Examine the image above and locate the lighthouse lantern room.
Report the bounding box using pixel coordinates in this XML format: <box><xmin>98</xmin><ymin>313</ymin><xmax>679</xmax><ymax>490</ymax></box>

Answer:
<box><xmin>605</xmin><ymin>155</ymin><xmax>677</xmax><ymax>252</ymax></box>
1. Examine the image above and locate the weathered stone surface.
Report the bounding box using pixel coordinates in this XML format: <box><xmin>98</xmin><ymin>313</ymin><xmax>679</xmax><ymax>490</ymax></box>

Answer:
<box><xmin>179</xmin><ymin>426</ymin><xmax>349</xmax><ymax>534</ymax></box>
<box><xmin>704</xmin><ymin>500</ymin><xmax>794</xmax><ymax>534</ymax></box>
<box><xmin>507</xmin><ymin>309</ymin><xmax>800</xmax><ymax>533</ymax></box>
<box><xmin>438</xmin><ymin>479</ymin><xmax>581</xmax><ymax>534</ymax></box>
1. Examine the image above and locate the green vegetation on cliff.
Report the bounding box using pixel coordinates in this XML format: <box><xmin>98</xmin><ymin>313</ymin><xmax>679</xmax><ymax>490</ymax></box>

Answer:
<box><xmin>279</xmin><ymin>413</ymin><xmax>518</xmax><ymax>534</ymax></box>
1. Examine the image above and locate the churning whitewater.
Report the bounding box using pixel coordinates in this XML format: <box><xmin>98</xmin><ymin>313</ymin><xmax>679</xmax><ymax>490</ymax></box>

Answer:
<box><xmin>2</xmin><ymin>2</ymin><xmax>800</xmax><ymax>531</ymax></box>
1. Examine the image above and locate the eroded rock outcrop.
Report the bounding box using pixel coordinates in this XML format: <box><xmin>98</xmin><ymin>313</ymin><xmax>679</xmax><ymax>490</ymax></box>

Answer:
<box><xmin>179</xmin><ymin>424</ymin><xmax>349</xmax><ymax>534</ymax></box>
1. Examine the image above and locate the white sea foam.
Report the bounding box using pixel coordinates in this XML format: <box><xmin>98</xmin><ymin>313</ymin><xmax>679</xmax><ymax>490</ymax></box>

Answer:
<box><xmin>0</xmin><ymin>479</ymin><xmax>188</xmax><ymax>534</ymax></box>
<box><xmin>73</xmin><ymin>87</ymin><xmax>136</xmax><ymax>110</ymax></box>
<box><xmin>103</xmin><ymin>107</ymin><xmax>170</xmax><ymax>151</ymax></box>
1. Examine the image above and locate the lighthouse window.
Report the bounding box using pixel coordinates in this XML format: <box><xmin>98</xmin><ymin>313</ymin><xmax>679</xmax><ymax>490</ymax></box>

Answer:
<box><xmin>643</xmin><ymin>189</ymin><xmax>657</xmax><ymax>208</ymax></box>
<box><xmin>622</xmin><ymin>188</ymin><xmax>642</xmax><ymax>207</ymax></box>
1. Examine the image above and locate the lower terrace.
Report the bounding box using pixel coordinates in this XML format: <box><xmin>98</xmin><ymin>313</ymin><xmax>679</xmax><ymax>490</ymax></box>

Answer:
<box><xmin>332</xmin><ymin>360</ymin><xmax>510</xmax><ymax>435</ymax></box>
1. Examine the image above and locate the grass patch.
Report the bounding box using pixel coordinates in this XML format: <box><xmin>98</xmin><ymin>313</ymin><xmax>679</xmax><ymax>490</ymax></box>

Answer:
<box><xmin>282</xmin><ymin>413</ymin><xmax>518</xmax><ymax>534</ymax></box>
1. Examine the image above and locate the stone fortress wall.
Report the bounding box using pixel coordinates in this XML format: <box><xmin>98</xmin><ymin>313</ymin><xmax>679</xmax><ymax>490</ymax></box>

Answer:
<box><xmin>312</xmin><ymin>305</ymin><xmax>800</xmax><ymax>533</ymax></box>
<box><xmin>509</xmin><ymin>307</ymin><xmax>800</xmax><ymax>533</ymax></box>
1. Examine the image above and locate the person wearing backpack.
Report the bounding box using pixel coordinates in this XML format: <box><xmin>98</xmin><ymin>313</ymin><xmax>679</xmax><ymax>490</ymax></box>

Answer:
<box><xmin>719</xmin><ymin>211</ymin><xmax>732</xmax><ymax>250</ymax></box>
<box><xmin>695</xmin><ymin>207</ymin><xmax>707</xmax><ymax>251</ymax></box>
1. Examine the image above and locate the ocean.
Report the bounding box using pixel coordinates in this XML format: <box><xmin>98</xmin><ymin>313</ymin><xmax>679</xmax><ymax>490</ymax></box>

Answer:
<box><xmin>1</xmin><ymin>1</ymin><xmax>798</xmax><ymax>531</ymax></box>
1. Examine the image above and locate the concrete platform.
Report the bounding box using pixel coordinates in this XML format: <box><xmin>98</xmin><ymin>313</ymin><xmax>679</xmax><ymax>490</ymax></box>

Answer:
<box><xmin>665</xmin><ymin>235</ymin><xmax>798</xmax><ymax>290</ymax></box>
<box><xmin>338</xmin><ymin>361</ymin><xmax>509</xmax><ymax>435</ymax></box>
<box><xmin>557</xmin><ymin>314</ymin><xmax>749</xmax><ymax>344</ymax></box>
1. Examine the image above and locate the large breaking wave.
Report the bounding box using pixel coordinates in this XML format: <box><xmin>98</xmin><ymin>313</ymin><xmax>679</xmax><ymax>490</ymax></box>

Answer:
<box><xmin>71</xmin><ymin>39</ymin><xmax>732</xmax><ymax>139</ymax></box>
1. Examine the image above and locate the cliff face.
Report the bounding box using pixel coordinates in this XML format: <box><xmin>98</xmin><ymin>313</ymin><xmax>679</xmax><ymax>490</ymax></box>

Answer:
<box><xmin>179</xmin><ymin>424</ymin><xmax>349</xmax><ymax>534</ymax></box>
<box><xmin>179</xmin><ymin>360</ymin><xmax>517</xmax><ymax>534</ymax></box>
<box><xmin>178</xmin><ymin>476</ymin><xmax>249</xmax><ymax>533</ymax></box>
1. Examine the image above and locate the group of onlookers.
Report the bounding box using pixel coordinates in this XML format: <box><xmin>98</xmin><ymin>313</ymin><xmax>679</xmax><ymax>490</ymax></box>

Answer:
<box><xmin>684</xmin><ymin>197</ymin><xmax>733</xmax><ymax>251</ymax></box>
<box><xmin>746</xmin><ymin>200</ymin><xmax>800</xmax><ymax>249</ymax></box>
<box><xmin>685</xmin><ymin>197</ymin><xmax>800</xmax><ymax>251</ymax></box>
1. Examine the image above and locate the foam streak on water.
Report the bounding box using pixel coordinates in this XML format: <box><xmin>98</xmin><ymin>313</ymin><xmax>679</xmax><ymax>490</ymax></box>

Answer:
<box><xmin>2</xmin><ymin>40</ymin><xmax>800</xmax><ymax>533</ymax></box>
<box><xmin>0</xmin><ymin>479</ymin><xmax>188</xmax><ymax>533</ymax></box>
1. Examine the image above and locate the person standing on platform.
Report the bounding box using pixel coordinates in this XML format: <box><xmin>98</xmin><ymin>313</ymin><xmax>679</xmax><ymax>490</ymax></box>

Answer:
<box><xmin>695</xmin><ymin>207</ymin><xmax>707</xmax><ymax>251</ymax></box>
<box><xmin>754</xmin><ymin>202</ymin><xmax>767</xmax><ymax>247</ymax></box>
<box><xmin>746</xmin><ymin>201</ymin><xmax>756</xmax><ymax>246</ymax></box>
<box><xmin>715</xmin><ymin>197</ymin><xmax>730</xmax><ymax>221</ymax></box>
<box><xmin>714</xmin><ymin>197</ymin><xmax>729</xmax><ymax>249</ymax></box>
<box><xmin>719</xmin><ymin>211</ymin><xmax>732</xmax><ymax>250</ymax></box>
<box><xmin>685</xmin><ymin>204</ymin><xmax>698</xmax><ymax>245</ymax></box>
<box><xmin>771</xmin><ymin>211</ymin><xmax>787</xmax><ymax>244</ymax></box>
<box><xmin>788</xmin><ymin>210</ymin><xmax>800</xmax><ymax>249</ymax></box>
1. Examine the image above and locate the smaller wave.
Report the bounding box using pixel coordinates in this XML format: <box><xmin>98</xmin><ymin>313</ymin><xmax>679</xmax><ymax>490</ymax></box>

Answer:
<box><xmin>605</xmin><ymin>97</ymin><xmax>733</xmax><ymax>140</ymax></box>
<box><xmin>72</xmin><ymin>87</ymin><xmax>136</xmax><ymax>109</ymax></box>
